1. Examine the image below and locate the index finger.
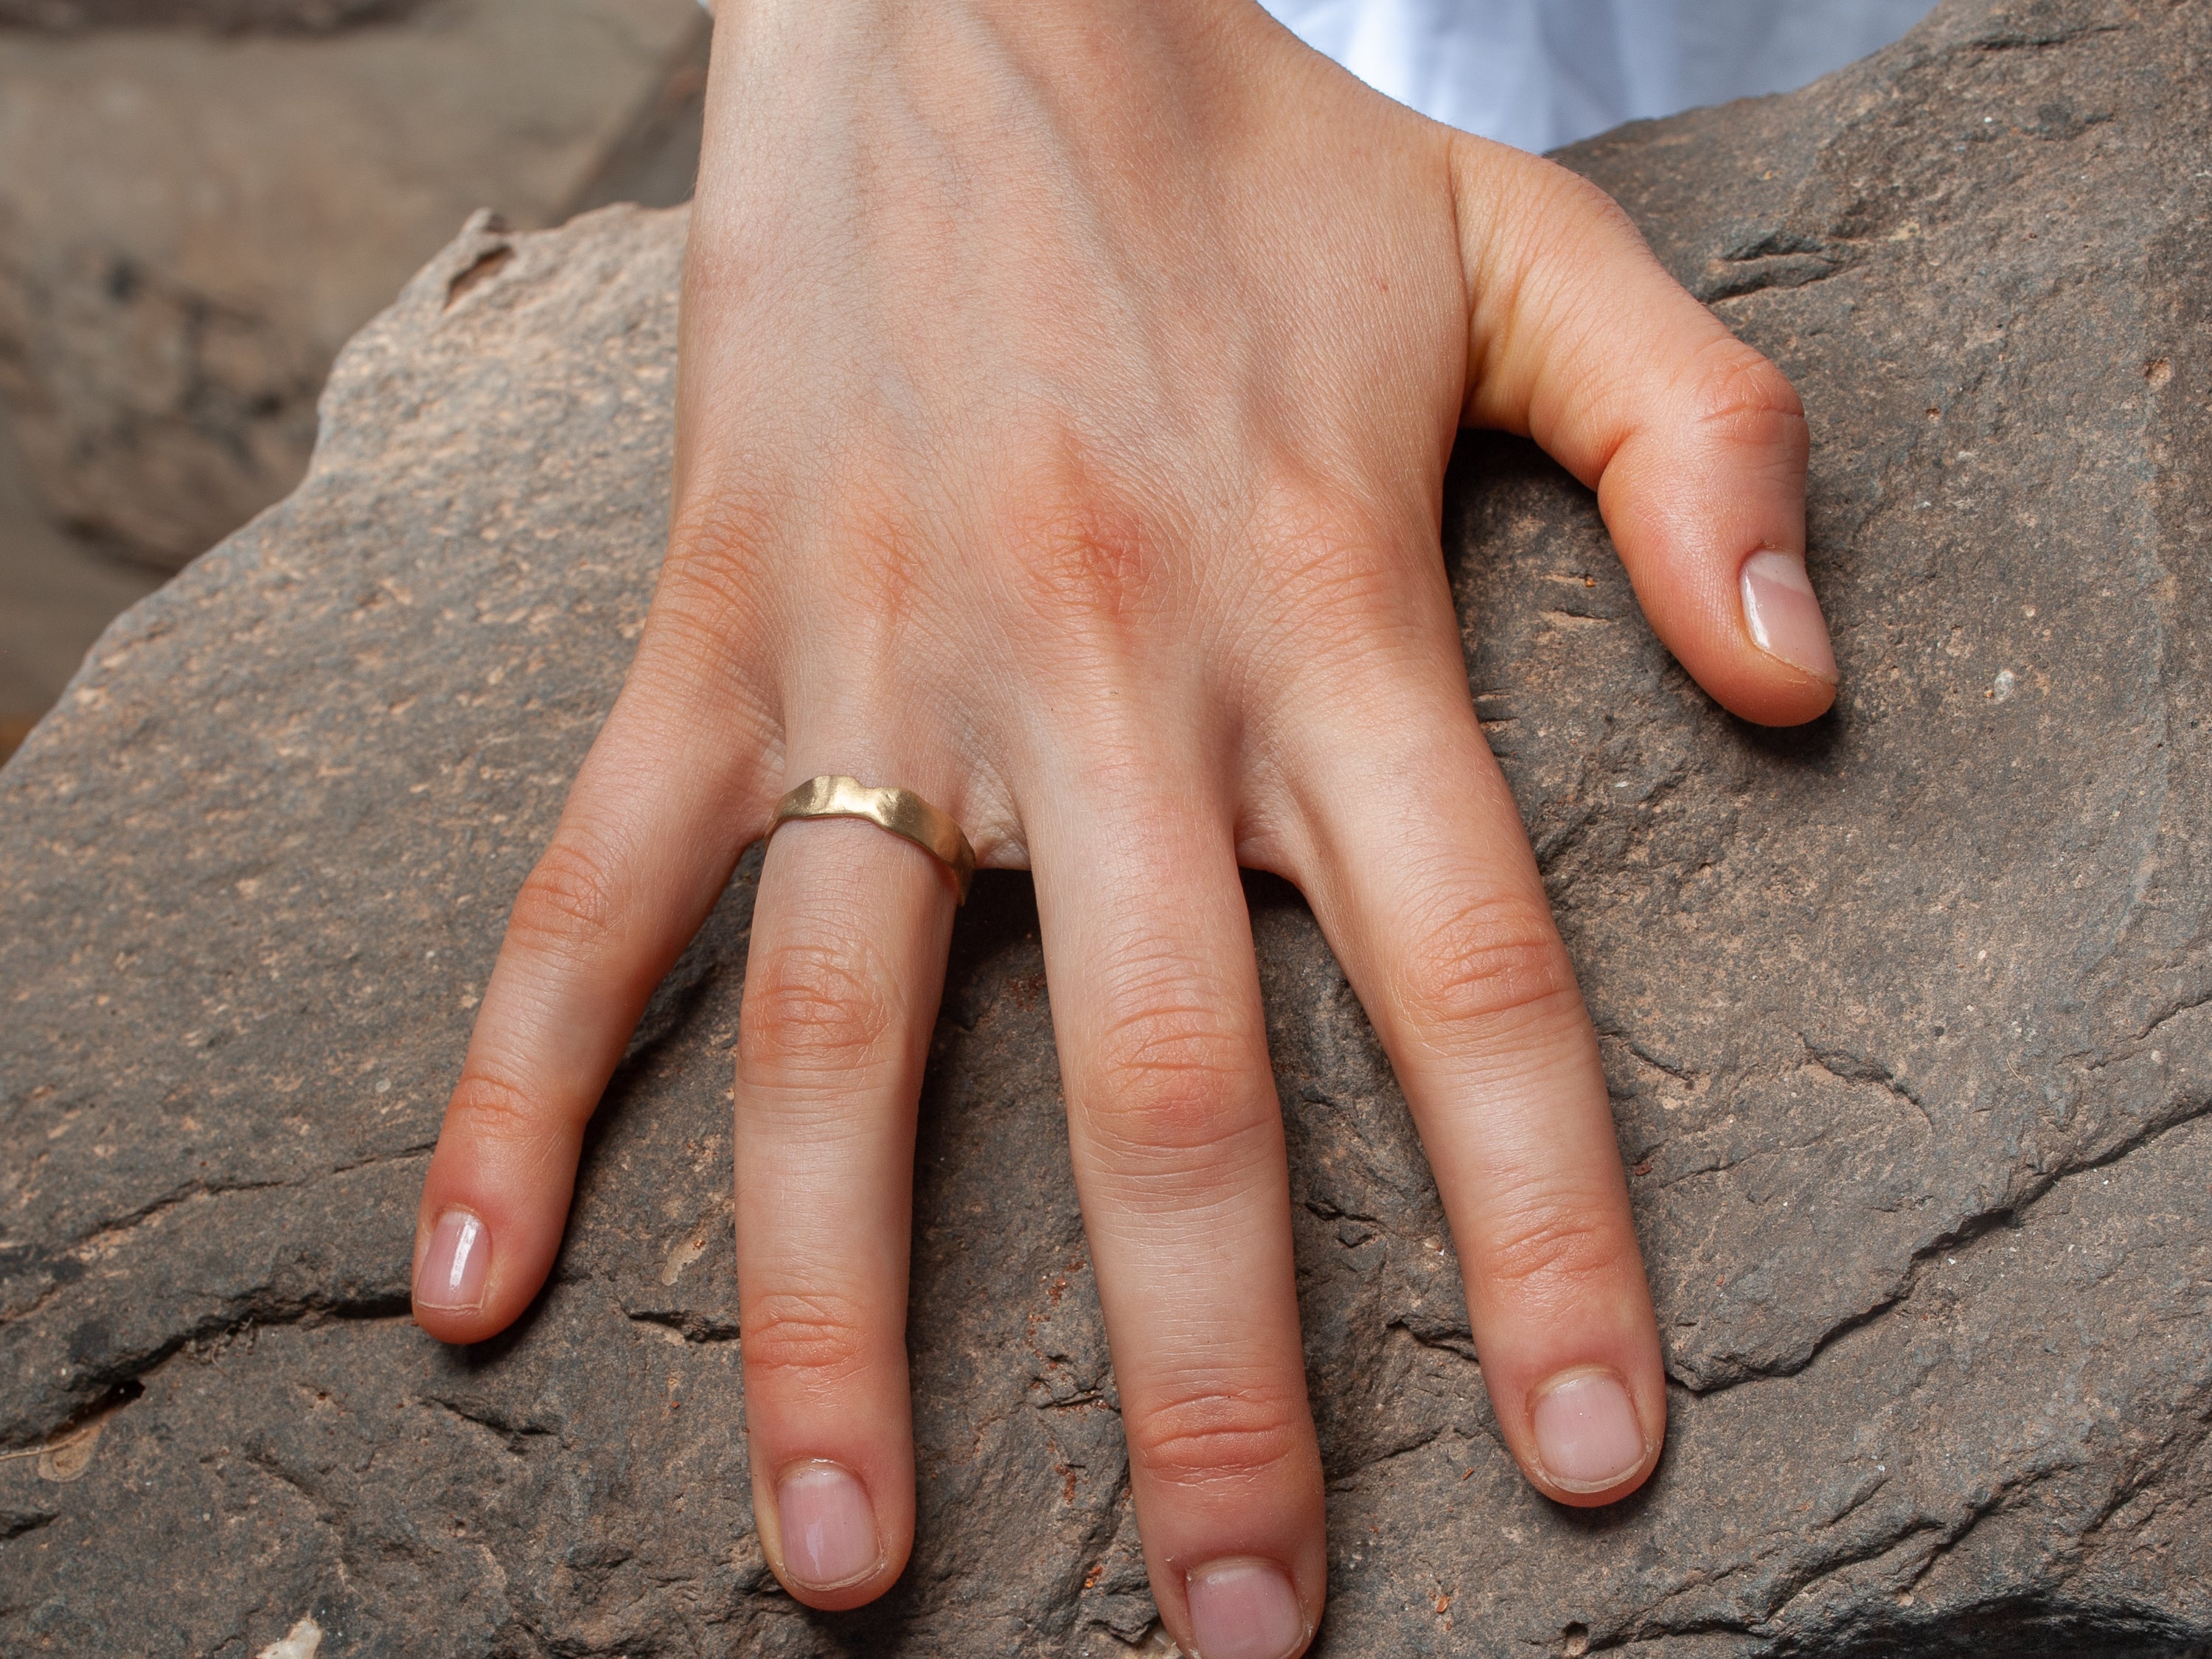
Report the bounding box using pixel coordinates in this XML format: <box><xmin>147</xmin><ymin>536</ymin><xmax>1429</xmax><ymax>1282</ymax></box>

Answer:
<box><xmin>1452</xmin><ymin>136</ymin><xmax>1837</xmax><ymax>728</ymax></box>
<box><xmin>1284</xmin><ymin>672</ymin><xmax>1667</xmax><ymax>1507</ymax></box>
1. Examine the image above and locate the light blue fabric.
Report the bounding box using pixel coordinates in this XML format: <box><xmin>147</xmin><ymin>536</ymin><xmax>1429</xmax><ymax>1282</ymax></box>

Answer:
<box><xmin>1259</xmin><ymin>0</ymin><xmax>1938</xmax><ymax>152</ymax></box>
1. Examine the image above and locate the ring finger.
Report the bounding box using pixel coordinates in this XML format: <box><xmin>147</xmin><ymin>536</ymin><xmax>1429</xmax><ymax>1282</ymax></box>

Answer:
<box><xmin>733</xmin><ymin>780</ymin><xmax>961</xmax><ymax>1607</ymax></box>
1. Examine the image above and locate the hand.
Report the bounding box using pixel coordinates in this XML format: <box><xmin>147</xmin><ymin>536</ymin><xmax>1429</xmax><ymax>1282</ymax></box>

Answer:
<box><xmin>408</xmin><ymin>2</ymin><xmax>1836</xmax><ymax>1653</ymax></box>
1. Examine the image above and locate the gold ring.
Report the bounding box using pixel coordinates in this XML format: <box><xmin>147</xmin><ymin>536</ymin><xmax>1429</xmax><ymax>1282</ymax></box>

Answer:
<box><xmin>767</xmin><ymin>775</ymin><xmax>977</xmax><ymax>904</ymax></box>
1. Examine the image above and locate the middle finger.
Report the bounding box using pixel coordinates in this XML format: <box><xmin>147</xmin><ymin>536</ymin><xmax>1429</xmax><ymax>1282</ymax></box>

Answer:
<box><xmin>1029</xmin><ymin>751</ymin><xmax>1325</xmax><ymax>1659</ymax></box>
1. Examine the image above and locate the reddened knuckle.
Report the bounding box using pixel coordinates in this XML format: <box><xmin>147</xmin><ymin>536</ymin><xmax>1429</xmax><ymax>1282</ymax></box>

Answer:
<box><xmin>740</xmin><ymin>939</ymin><xmax>897</xmax><ymax>1074</ymax></box>
<box><xmin>661</xmin><ymin>519</ymin><xmax>742</xmax><ymax>585</ymax></box>
<box><xmin>1395</xmin><ymin>887</ymin><xmax>1579</xmax><ymax>1040</ymax></box>
<box><xmin>739</xmin><ymin>1290</ymin><xmax>874</xmax><ymax>1391</ymax></box>
<box><xmin>1003</xmin><ymin>473</ymin><xmax>1158</xmax><ymax>635</ymax></box>
<box><xmin>1127</xmin><ymin>1381</ymin><xmax>1307</xmax><ymax>1492</ymax></box>
<box><xmin>507</xmin><ymin>837</ymin><xmax>624</xmax><ymax>958</ymax></box>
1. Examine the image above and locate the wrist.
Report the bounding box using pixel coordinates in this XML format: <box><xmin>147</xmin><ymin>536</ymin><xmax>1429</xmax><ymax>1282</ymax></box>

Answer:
<box><xmin>712</xmin><ymin>0</ymin><xmax>1271</xmax><ymax>84</ymax></box>
<box><xmin>697</xmin><ymin>0</ymin><xmax>1290</xmax><ymax>204</ymax></box>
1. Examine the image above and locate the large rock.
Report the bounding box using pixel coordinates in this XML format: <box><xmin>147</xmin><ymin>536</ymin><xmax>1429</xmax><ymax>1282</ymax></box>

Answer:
<box><xmin>0</xmin><ymin>0</ymin><xmax>706</xmax><ymax>570</ymax></box>
<box><xmin>2</xmin><ymin>0</ymin><xmax>2208</xmax><ymax>1652</ymax></box>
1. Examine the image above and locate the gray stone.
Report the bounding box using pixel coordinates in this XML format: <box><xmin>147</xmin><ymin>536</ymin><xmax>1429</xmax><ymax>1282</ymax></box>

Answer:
<box><xmin>1</xmin><ymin>0</ymin><xmax>2208</xmax><ymax>1653</ymax></box>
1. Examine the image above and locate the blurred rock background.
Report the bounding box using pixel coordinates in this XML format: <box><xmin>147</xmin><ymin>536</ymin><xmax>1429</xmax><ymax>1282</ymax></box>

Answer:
<box><xmin>0</xmin><ymin>0</ymin><xmax>709</xmax><ymax>759</ymax></box>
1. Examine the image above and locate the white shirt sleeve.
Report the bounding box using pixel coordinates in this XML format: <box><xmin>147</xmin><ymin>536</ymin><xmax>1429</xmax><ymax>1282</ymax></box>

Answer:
<box><xmin>1259</xmin><ymin>0</ymin><xmax>1938</xmax><ymax>152</ymax></box>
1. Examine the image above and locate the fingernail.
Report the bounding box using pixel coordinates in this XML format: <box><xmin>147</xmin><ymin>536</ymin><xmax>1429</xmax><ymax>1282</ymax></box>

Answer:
<box><xmin>414</xmin><ymin>1208</ymin><xmax>490</xmax><ymax>1312</ymax></box>
<box><xmin>776</xmin><ymin>1461</ymin><xmax>881</xmax><ymax>1590</ymax></box>
<box><xmin>1740</xmin><ymin>550</ymin><xmax>1837</xmax><ymax>683</ymax></box>
<box><xmin>1186</xmin><ymin>1557</ymin><xmax>1307</xmax><ymax>1659</ymax></box>
<box><xmin>1531</xmin><ymin>1368</ymin><xmax>1648</xmax><ymax>1494</ymax></box>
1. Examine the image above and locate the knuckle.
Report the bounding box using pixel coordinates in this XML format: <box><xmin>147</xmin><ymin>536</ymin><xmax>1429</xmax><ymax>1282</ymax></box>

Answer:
<box><xmin>660</xmin><ymin>494</ymin><xmax>774</xmax><ymax>633</ymax></box>
<box><xmin>1684</xmin><ymin>337</ymin><xmax>1807</xmax><ymax>452</ymax></box>
<box><xmin>666</xmin><ymin>487</ymin><xmax>774</xmax><ymax>582</ymax></box>
<box><xmin>1127</xmin><ymin>1378</ymin><xmax>1308</xmax><ymax>1493</ymax></box>
<box><xmin>636</xmin><ymin>590</ymin><xmax>757</xmax><ymax>704</ymax></box>
<box><xmin>445</xmin><ymin>1065</ymin><xmax>558</xmax><ymax>1148</ymax></box>
<box><xmin>507</xmin><ymin>835</ymin><xmax>625</xmax><ymax>959</ymax></box>
<box><xmin>1085</xmin><ymin>989</ymin><xmax>1258</xmax><ymax>1161</ymax></box>
<box><xmin>1249</xmin><ymin>481</ymin><xmax>1408</xmax><ymax>633</ymax></box>
<box><xmin>1470</xmin><ymin>1188</ymin><xmax>1638</xmax><ymax>1303</ymax></box>
<box><xmin>740</xmin><ymin>937</ymin><xmax>899</xmax><ymax>1075</ymax></box>
<box><xmin>1498</xmin><ymin>153</ymin><xmax>1644</xmax><ymax>272</ymax></box>
<box><xmin>739</xmin><ymin>1289</ymin><xmax>876</xmax><ymax>1394</ymax></box>
<box><xmin>829</xmin><ymin>485</ymin><xmax>923</xmax><ymax>626</ymax></box>
<box><xmin>1394</xmin><ymin>886</ymin><xmax>1582</xmax><ymax>1046</ymax></box>
<box><xmin>666</xmin><ymin>481</ymin><xmax>928</xmax><ymax>673</ymax></box>
<box><xmin>1001</xmin><ymin>467</ymin><xmax>1160</xmax><ymax>638</ymax></box>
<box><xmin>1540</xmin><ymin>161</ymin><xmax>1639</xmax><ymax>240</ymax></box>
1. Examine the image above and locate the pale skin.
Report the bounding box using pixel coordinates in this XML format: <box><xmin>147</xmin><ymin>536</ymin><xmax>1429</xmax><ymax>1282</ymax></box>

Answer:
<box><xmin>408</xmin><ymin>3</ymin><xmax>1838</xmax><ymax>1656</ymax></box>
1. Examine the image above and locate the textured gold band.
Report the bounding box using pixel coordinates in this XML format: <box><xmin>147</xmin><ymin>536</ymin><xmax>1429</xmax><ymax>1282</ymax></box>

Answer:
<box><xmin>767</xmin><ymin>775</ymin><xmax>977</xmax><ymax>904</ymax></box>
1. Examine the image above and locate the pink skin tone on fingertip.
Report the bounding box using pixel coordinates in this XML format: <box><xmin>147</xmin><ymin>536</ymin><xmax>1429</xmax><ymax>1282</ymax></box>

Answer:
<box><xmin>415</xmin><ymin>1208</ymin><xmax>490</xmax><ymax>1312</ymax></box>
<box><xmin>777</xmin><ymin>1463</ymin><xmax>881</xmax><ymax>1590</ymax></box>
<box><xmin>1740</xmin><ymin>549</ymin><xmax>1838</xmax><ymax>684</ymax></box>
<box><xmin>1186</xmin><ymin>1558</ymin><xmax>1307</xmax><ymax>1659</ymax></box>
<box><xmin>1531</xmin><ymin>1370</ymin><xmax>1647</xmax><ymax>1493</ymax></box>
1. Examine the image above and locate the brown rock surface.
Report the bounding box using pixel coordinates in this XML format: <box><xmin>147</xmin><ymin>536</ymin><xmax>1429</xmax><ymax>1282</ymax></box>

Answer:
<box><xmin>0</xmin><ymin>0</ymin><xmax>705</xmax><ymax>570</ymax></box>
<box><xmin>1</xmin><ymin>0</ymin><xmax>2208</xmax><ymax>1654</ymax></box>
